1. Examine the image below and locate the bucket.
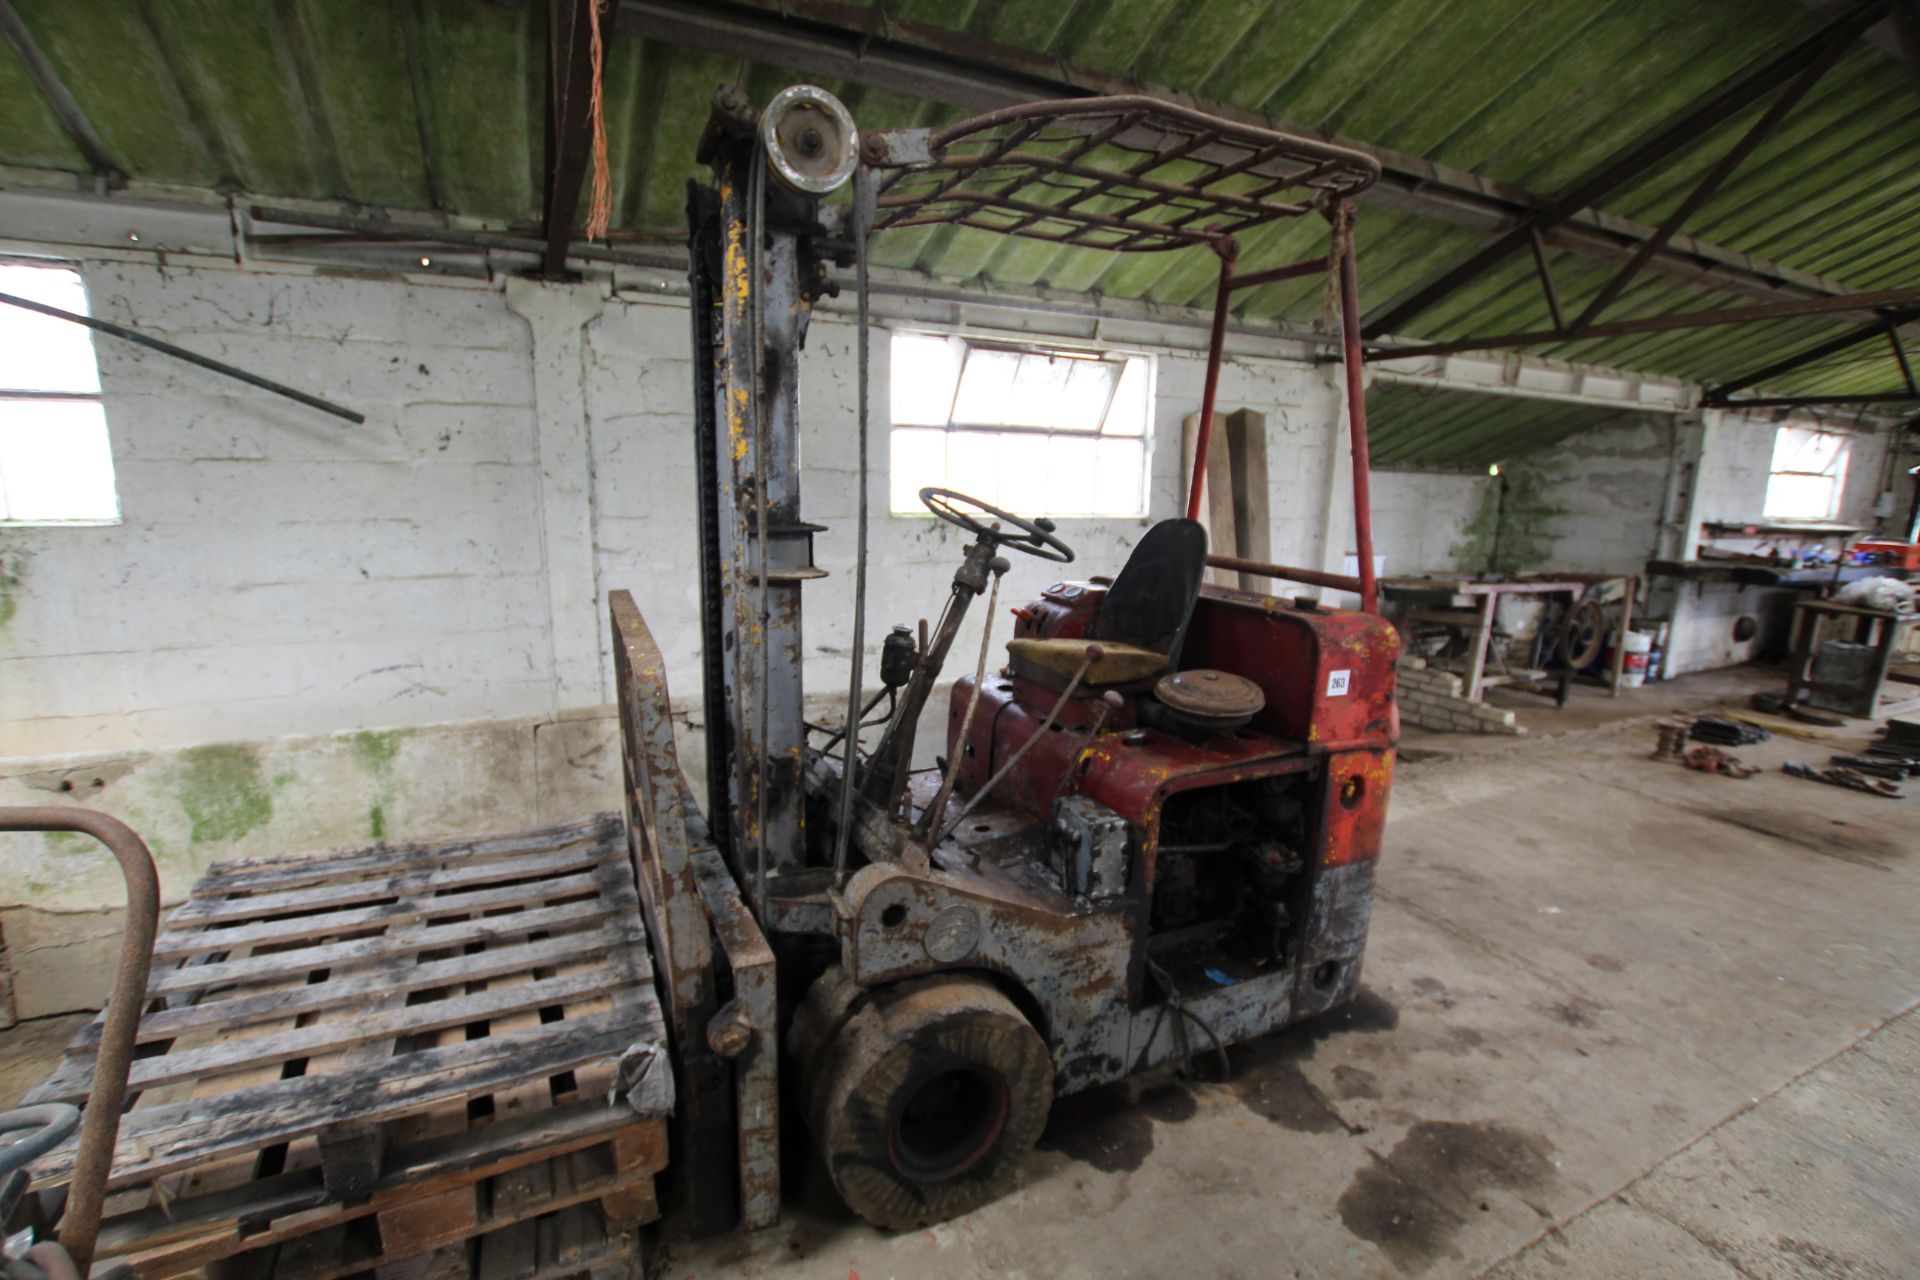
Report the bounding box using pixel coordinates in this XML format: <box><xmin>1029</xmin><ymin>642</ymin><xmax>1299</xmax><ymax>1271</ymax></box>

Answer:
<box><xmin>1620</xmin><ymin>630</ymin><xmax>1653</xmax><ymax>688</ymax></box>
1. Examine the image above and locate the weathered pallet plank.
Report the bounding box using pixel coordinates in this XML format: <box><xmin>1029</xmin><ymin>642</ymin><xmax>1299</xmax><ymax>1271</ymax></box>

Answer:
<box><xmin>149</xmin><ymin>868</ymin><xmax>609</xmax><ymax>961</ymax></box>
<box><xmin>170</xmin><ymin>842</ymin><xmax>615</xmax><ymax>927</ymax></box>
<box><xmin>94</xmin><ymin>1105</ymin><xmax>665</xmax><ymax>1263</ymax></box>
<box><xmin>146</xmin><ymin>895</ymin><xmax>637</xmax><ymax>999</ymax></box>
<box><xmin>38</xmin><ymin>965</ymin><xmax>636</xmax><ymax>1104</ymax></box>
<box><xmin>189</xmin><ymin>1149</ymin><xmax>645</xmax><ymax>1280</ymax></box>
<box><xmin>35</xmin><ymin>986</ymin><xmax>658</xmax><ymax>1190</ymax></box>
<box><xmin>25</xmin><ymin>813</ymin><xmax>665</xmax><ymax>1280</ymax></box>
<box><xmin>193</xmin><ymin>817</ymin><xmax>620</xmax><ymax>891</ymax></box>
<box><xmin>65</xmin><ymin>922</ymin><xmax>646</xmax><ymax>1051</ymax></box>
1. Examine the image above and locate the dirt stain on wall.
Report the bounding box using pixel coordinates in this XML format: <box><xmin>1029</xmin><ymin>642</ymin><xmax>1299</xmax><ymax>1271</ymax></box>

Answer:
<box><xmin>353</xmin><ymin>729</ymin><xmax>408</xmax><ymax>841</ymax></box>
<box><xmin>176</xmin><ymin>744</ymin><xmax>273</xmax><ymax>845</ymax></box>
<box><xmin>0</xmin><ymin>552</ymin><xmax>20</xmax><ymax>631</ymax></box>
<box><xmin>1451</xmin><ymin>465</ymin><xmax>1570</xmax><ymax>575</ymax></box>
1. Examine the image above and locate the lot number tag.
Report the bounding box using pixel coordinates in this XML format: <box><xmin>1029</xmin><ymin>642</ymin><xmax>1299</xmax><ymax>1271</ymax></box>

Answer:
<box><xmin>1327</xmin><ymin>669</ymin><xmax>1351</xmax><ymax>697</ymax></box>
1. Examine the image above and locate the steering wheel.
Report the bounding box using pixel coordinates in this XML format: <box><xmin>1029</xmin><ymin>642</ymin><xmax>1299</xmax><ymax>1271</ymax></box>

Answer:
<box><xmin>919</xmin><ymin>487</ymin><xmax>1074</xmax><ymax>563</ymax></box>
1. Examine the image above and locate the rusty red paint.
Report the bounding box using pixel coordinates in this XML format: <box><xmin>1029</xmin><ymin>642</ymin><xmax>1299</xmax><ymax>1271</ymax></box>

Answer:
<box><xmin>1315</xmin><ymin>748</ymin><xmax>1395</xmax><ymax>869</ymax></box>
<box><xmin>951</xmin><ymin>579</ymin><xmax>1399</xmax><ymax>892</ymax></box>
<box><xmin>1009</xmin><ymin>581</ymin><xmax>1400</xmax><ymax>745</ymax></box>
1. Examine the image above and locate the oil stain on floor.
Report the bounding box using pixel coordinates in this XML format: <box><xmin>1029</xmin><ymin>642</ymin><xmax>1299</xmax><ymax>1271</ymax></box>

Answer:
<box><xmin>1698</xmin><ymin>806</ymin><xmax>1905</xmax><ymax>871</ymax></box>
<box><xmin>1337</xmin><ymin>1120</ymin><xmax>1557</xmax><ymax>1273</ymax></box>
<box><xmin>1226</xmin><ymin>988</ymin><xmax>1399</xmax><ymax>1134</ymax></box>
<box><xmin>1041</xmin><ymin>988</ymin><xmax>1400</xmax><ymax>1169</ymax></box>
<box><xmin>1038</xmin><ymin>1077</ymin><xmax>1199</xmax><ymax>1173</ymax></box>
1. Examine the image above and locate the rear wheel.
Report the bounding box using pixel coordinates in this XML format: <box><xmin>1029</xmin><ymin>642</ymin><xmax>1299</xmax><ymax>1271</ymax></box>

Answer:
<box><xmin>791</xmin><ymin>971</ymin><xmax>1052</xmax><ymax>1229</ymax></box>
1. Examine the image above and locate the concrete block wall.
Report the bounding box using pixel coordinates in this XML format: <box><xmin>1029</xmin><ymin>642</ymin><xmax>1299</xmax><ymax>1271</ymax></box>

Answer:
<box><xmin>1394</xmin><ymin>658</ymin><xmax>1524</xmax><ymax>735</ymax></box>
<box><xmin>1690</xmin><ymin>410</ymin><xmax>1892</xmax><ymax>542</ymax></box>
<box><xmin>1369</xmin><ymin>470</ymin><xmax>1493</xmax><ymax>575</ymax></box>
<box><xmin>1521</xmin><ymin>416</ymin><xmax>1676</xmax><ymax>574</ymax></box>
<box><xmin>1</xmin><ymin>262</ymin><xmax>552</xmax><ymax>758</ymax></box>
<box><xmin>1</xmin><ymin>249</ymin><xmax>1391</xmax><ymax>1011</ymax></box>
<box><xmin>1459</xmin><ymin>410</ymin><xmax>1894</xmax><ymax>584</ymax></box>
<box><xmin>1473</xmin><ymin>409</ymin><xmax>1899</xmax><ymax>677</ymax></box>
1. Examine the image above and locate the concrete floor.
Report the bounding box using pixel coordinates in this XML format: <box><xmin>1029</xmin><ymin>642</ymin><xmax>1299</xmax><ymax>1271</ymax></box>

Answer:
<box><xmin>665</xmin><ymin>667</ymin><xmax>1920</xmax><ymax>1279</ymax></box>
<box><xmin>3</xmin><ymin>667</ymin><xmax>1915</xmax><ymax>1278</ymax></box>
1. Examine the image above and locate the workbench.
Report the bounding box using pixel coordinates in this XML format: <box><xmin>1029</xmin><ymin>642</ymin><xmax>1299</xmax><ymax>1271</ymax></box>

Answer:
<box><xmin>1783</xmin><ymin>598</ymin><xmax>1920</xmax><ymax>719</ymax></box>
<box><xmin>1381</xmin><ymin>575</ymin><xmax>1636</xmax><ymax>704</ymax></box>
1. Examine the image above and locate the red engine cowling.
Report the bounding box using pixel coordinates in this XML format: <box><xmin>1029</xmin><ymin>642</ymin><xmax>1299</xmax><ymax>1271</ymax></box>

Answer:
<box><xmin>947</xmin><ymin>581</ymin><xmax>1399</xmax><ymax>889</ymax></box>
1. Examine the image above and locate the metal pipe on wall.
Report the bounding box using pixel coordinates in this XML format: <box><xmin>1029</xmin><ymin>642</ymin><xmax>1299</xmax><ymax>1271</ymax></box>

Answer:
<box><xmin>0</xmin><ymin>290</ymin><xmax>364</xmax><ymax>424</ymax></box>
<box><xmin>0</xmin><ymin>807</ymin><xmax>160</xmax><ymax>1276</ymax></box>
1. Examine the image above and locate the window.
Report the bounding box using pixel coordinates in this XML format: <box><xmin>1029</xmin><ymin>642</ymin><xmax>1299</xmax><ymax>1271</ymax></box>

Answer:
<box><xmin>889</xmin><ymin>332</ymin><xmax>1151</xmax><ymax>518</ymax></box>
<box><xmin>1763</xmin><ymin>425</ymin><xmax>1850</xmax><ymax>522</ymax></box>
<box><xmin>0</xmin><ymin>262</ymin><xmax>119</xmax><ymax>523</ymax></box>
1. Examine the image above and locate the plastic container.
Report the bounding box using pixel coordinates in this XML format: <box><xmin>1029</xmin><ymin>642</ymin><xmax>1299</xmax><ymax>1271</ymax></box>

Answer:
<box><xmin>1644</xmin><ymin>622</ymin><xmax>1669</xmax><ymax>683</ymax></box>
<box><xmin>1620</xmin><ymin>630</ymin><xmax>1653</xmax><ymax>688</ymax></box>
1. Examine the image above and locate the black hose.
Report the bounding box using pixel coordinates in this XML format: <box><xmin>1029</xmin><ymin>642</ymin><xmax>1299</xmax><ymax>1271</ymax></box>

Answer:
<box><xmin>0</xmin><ymin>1104</ymin><xmax>81</xmax><ymax>1176</ymax></box>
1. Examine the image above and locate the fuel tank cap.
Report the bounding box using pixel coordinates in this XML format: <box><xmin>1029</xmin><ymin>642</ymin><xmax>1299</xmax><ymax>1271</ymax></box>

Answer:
<box><xmin>1152</xmin><ymin>668</ymin><xmax>1266</xmax><ymax>732</ymax></box>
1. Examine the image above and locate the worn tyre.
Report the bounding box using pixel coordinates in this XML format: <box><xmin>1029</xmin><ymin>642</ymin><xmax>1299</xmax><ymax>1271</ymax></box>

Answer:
<box><xmin>792</xmin><ymin>970</ymin><xmax>1053</xmax><ymax>1230</ymax></box>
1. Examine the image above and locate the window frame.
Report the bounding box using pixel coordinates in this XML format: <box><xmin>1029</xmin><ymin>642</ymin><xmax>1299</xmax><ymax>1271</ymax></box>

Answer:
<box><xmin>887</xmin><ymin>329</ymin><xmax>1155</xmax><ymax>520</ymax></box>
<box><xmin>1761</xmin><ymin>424</ymin><xmax>1851</xmax><ymax>524</ymax></box>
<box><xmin>0</xmin><ymin>258</ymin><xmax>121</xmax><ymax>527</ymax></box>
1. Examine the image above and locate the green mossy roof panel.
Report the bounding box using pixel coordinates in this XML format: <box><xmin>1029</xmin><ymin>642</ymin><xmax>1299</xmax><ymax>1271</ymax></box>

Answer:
<box><xmin>2</xmin><ymin>0</ymin><xmax>1912</xmax><ymax>462</ymax></box>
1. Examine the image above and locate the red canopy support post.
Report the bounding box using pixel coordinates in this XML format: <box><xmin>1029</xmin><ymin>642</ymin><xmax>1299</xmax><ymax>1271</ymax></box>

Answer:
<box><xmin>1333</xmin><ymin>202</ymin><xmax>1378</xmax><ymax>614</ymax></box>
<box><xmin>1185</xmin><ymin>249</ymin><xmax>1236</xmax><ymax>521</ymax></box>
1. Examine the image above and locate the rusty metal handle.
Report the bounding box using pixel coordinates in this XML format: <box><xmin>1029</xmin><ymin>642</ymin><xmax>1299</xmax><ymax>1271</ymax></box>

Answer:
<box><xmin>0</xmin><ymin>807</ymin><xmax>160</xmax><ymax>1276</ymax></box>
<box><xmin>1205</xmin><ymin>553</ymin><xmax>1364</xmax><ymax>595</ymax></box>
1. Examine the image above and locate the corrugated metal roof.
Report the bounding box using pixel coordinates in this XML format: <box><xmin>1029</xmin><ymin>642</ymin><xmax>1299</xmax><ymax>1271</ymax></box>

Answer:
<box><xmin>1367</xmin><ymin>382</ymin><xmax>1637</xmax><ymax>470</ymax></box>
<box><xmin>2</xmin><ymin>0</ymin><xmax>1914</xmax><ymax>463</ymax></box>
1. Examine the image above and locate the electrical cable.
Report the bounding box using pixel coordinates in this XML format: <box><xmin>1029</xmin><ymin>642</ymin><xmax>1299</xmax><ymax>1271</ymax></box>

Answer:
<box><xmin>1135</xmin><ymin>959</ymin><xmax>1230</xmax><ymax>1082</ymax></box>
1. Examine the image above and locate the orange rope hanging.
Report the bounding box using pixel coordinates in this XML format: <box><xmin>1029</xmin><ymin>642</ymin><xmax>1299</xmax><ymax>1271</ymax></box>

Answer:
<box><xmin>583</xmin><ymin>0</ymin><xmax>612</xmax><ymax>241</ymax></box>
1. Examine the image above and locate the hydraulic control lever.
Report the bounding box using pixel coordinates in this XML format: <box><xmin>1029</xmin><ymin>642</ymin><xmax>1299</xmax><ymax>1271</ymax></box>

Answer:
<box><xmin>863</xmin><ymin>534</ymin><xmax>1007</xmax><ymax>817</ymax></box>
<box><xmin>861</xmin><ymin>487</ymin><xmax>1075</xmax><ymax>819</ymax></box>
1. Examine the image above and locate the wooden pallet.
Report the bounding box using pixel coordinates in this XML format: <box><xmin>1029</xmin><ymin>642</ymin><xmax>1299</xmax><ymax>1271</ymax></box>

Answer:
<box><xmin>25</xmin><ymin>814</ymin><xmax>669</xmax><ymax>1280</ymax></box>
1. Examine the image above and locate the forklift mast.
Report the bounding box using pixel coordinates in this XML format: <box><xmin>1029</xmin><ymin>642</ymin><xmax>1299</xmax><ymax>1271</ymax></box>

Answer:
<box><xmin>687</xmin><ymin>85</ymin><xmax>837</xmax><ymax>901</ymax></box>
<box><xmin>610</xmin><ymin>83</ymin><xmax>1395</xmax><ymax>1238</ymax></box>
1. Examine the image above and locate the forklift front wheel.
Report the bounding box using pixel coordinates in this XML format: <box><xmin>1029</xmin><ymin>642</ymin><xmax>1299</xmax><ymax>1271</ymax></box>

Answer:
<box><xmin>793</xmin><ymin>970</ymin><xmax>1053</xmax><ymax>1230</ymax></box>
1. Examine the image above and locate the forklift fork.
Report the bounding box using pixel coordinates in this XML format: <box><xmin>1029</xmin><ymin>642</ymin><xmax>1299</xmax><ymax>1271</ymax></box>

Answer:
<box><xmin>609</xmin><ymin>591</ymin><xmax>778</xmax><ymax>1233</ymax></box>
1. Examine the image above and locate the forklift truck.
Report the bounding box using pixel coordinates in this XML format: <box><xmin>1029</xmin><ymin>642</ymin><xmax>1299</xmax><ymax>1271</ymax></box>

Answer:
<box><xmin>610</xmin><ymin>83</ymin><xmax>1398</xmax><ymax>1235</ymax></box>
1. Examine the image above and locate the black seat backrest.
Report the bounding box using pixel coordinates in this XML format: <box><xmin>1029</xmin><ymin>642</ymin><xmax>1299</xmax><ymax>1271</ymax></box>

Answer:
<box><xmin>1085</xmin><ymin>518</ymin><xmax>1208</xmax><ymax>663</ymax></box>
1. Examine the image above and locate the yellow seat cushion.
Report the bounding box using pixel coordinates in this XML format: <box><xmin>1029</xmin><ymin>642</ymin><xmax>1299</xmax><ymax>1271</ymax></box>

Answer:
<box><xmin>1005</xmin><ymin>637</ymin><xmax>1169</xmax><ymax>686</ymax></box>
